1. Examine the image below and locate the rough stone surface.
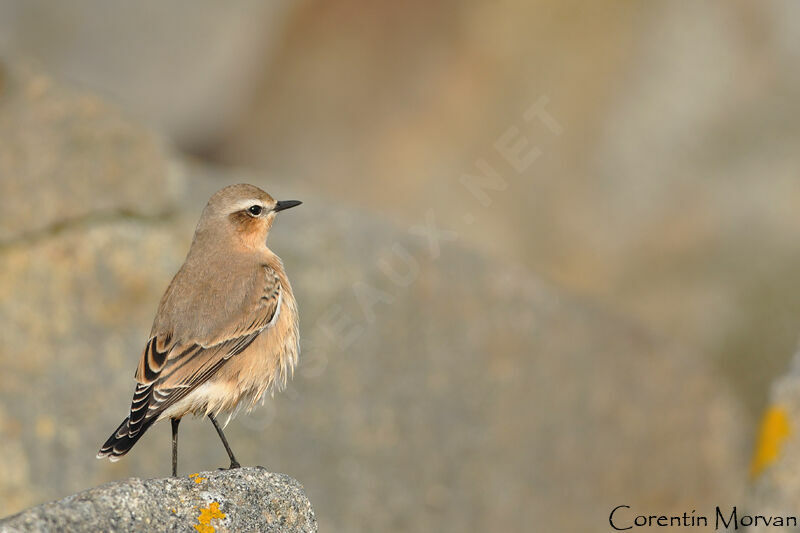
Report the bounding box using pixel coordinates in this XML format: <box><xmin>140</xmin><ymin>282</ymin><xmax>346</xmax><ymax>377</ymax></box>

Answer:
<box><xmin>0</xmin><ymin>62</ymin><xmax>749</xmax><ymax>532</ymax></box>
<box><xmin>0</xmin><ymin>468</ymin><xmax>316</xmax><ymax>533</ymax></box>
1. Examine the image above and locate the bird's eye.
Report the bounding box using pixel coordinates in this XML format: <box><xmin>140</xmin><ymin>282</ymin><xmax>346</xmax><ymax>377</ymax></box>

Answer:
<box><xmin>247</xmin><ymin>205</ymin><xmax>263</xmax><ymax>216</ymax></box>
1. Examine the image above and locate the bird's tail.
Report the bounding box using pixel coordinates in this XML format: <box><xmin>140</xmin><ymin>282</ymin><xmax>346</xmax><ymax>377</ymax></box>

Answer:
<box><xmin>96</xmin><ymin>416</ymin><xmax>156</xmax><ymax>462</ymax></box>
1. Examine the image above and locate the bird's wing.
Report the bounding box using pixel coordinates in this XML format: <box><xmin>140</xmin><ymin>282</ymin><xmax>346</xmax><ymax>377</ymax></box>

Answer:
<box><xmin>125</xmin><ymin>265</ymin><xmax>283</xmax><ymax>436</ymax></box>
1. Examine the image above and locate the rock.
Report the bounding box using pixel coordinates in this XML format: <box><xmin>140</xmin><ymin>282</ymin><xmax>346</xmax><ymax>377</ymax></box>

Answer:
<box><xmin>741</xmin><ymin>347</ymin><xmax>800</xmax><ymax>532</ymax></box>
<box><xmin>0</xmin><ymin>59</ymin><xmax>189</xmax><ymax>515</ymax></box>
<box><xmin>0</xmin><ymin>60</ymin><xmax>180</xmax><ymax>244</ymax></box>
<box><xmin>0</xmin><ymin>467</ymin><xmax>316</xmax><ymax>533</ymax></box>
<box><xmin>0</xmin><ymin>62</ymin><xmax>748</xmax><ymax>532</ymax></box>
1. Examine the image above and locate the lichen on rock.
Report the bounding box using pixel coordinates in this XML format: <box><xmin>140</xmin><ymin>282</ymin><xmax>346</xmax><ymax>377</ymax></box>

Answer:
<box><xmin>0</xmin><ymin>467</ymin><xmax>316</xmax><ymax>533</ymax></box>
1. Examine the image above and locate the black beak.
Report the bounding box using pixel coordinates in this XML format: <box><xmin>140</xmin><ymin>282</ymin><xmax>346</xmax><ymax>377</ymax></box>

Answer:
<box><xmin>274</xmin><ymin>200</ymin><xmax>302</xmax><ymax>212</ymax></box>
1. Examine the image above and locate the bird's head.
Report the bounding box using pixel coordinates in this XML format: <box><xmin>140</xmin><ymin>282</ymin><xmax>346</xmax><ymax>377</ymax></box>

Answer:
<box><xmin>196</xmin><ymin>183</ymin><xmax>301</xmax><ymax>250</ymax></box>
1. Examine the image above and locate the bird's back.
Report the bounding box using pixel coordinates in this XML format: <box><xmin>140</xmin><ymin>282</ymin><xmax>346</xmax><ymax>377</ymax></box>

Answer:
<box><xmin>155</xmin><ymin>249</ymin><xmax>300</xmax><ymax>419</ymax></box>
<box><xmin>151</xmin><ymin>249</ymin><xmax>262</xmax><ymax>345</ymax></box>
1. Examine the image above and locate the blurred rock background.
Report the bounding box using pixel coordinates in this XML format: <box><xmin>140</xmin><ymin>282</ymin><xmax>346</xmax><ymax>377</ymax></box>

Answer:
<box><xmin>1</xmin><ymin>0</ymin><xmax>799</xmax><ymax>531</ymax></box>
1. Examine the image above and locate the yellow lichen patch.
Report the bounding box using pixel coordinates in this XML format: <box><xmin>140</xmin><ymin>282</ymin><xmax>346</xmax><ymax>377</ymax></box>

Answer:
<box><xmin>189</xmin><ymin>473</ymin><xmax>207</xmax><ymax>484</ymax></box>
<box><xmin>193</xmin><ymin>501</ymin><xmax>226</xmax><ymax>533</ymax></box>
<box><xmin>751</xmin><ymin>405</ymin><xmax>792</xmax><ymax>479</ymax></box>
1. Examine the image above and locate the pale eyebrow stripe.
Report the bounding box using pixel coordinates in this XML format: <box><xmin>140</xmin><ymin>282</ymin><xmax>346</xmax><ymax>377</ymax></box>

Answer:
<box><xmin>230</xmin><ymin>199</ymin><xmax>266</xmax><ymax>212</ymax></box>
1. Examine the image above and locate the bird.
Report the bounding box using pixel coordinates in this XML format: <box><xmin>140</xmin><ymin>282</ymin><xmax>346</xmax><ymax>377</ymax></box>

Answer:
<box><xmin>97</xmin><ymin>183</ymin><xmax>301</xmax><ymax>476</ymax></box>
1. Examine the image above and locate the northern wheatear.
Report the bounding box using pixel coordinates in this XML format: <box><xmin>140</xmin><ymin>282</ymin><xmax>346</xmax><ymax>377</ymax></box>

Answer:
<box><xmin>97</xmin><ymin>184</ymin><xmax>301</xmax><ymax>476</ymax></box>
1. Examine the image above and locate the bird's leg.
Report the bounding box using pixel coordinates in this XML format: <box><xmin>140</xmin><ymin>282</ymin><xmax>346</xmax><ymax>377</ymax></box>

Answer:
<box><xmin>171</xmin><ymin>418</ymin><xmax>181</xmax><ymax>477</ymax></box>
<box><xmin>208</xmin><ymin>413</ymin><xmax>241</xmax><ymax>469</ymax></box>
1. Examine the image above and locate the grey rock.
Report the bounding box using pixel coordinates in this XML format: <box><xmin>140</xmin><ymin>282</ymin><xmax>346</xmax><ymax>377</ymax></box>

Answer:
<box><xmin>737</xmin><ymin>347</ymin><xmax>800</xmax><ymax>532</ymax></box>
<box><xmin>0</xmin><ymin>467</ymin><xmax>316</xmax><ymax>533</ymax></box>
